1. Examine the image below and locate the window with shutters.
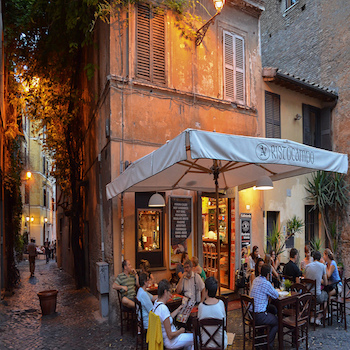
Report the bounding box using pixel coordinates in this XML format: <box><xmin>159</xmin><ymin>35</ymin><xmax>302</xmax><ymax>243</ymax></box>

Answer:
<box><xmin>265</xmin><ymin>91</ymin><xmax>281</xmax><ymax>138</ymax></box>
<box><xmin>136</xmin><ymin>4</ymin><xmax>166</xmax><ymax>84</ymax></box>
<box><xmin>286</xmin><ymin>0</ymin><xmax>298</xmax><ymax>10</ymax></box>
<box><xmin>302</xmin><ymin>104</ymin><xmax>331</xmax><ymax>150</ymax></box>
<box><xmin>223</xmin><ymin>31</ymin><xmax>245</xmax><ymax>105</ymax></box>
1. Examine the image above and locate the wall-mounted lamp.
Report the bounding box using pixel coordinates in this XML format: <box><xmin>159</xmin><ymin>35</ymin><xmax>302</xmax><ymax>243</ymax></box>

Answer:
<box><xmin>31</xmin><ymin>216</ymin><xmax>34</xmax><ymax>222</ymax></box>
<box><xmin>148</xmin><ymin>193</ymin><xmax>165</xmax><ymax>207</ymax></box>
<box><xmin>44</xmin><ymin>217</ymin><xmax>48</xmax><ymax>223</ymax></box>
<box><xmin>195</xmin><ymin>0</ymin><xmax>225</xmax><ymax>46</ymax></box>
<box><xmin>254</xmin><ymin>176</ymin><xmax>274</xmax><ymax>190</ymax></box>
<box><xmin>26</xmin><ymin>171</ymin><xmax>32</xmax><ymax>179</ymax></box>
<box><xmin>294</xmin><ymin>114</ymin><xmax>302</xmax><ymax>121</ymax></box>
<box><xmin>26</xmin><ymin>216</ymin><xmax>30</xmax><ymax>222</ymax></box>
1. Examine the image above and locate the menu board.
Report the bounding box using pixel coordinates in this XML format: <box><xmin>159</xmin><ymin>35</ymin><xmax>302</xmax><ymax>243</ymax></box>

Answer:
<box><xmin>169</xmin><ymin>196</ymin><xmax>193</xmax><ymax>269</ymax></box>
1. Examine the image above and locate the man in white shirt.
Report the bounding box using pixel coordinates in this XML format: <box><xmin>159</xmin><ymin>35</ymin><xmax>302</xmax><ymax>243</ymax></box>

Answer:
<box><xmin>305</xmin><ymin>251</ymin><xmax>328</xmax><ymax>325</ymax></box>
<box><xmin>176</xmin><ymin>259</ymin><xmax>205</xmax><ymax>303</ymax></box>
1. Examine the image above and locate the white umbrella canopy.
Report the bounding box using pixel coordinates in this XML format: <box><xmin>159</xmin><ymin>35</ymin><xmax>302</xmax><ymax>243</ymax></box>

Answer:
<box><xmin>106</xmin><ymin>129</ymin><xmax>348</xmax><ymax>199</ymax></box>
<box><xmin>106</xmin><ymin>129</ymin><xmax>348</xmax><ymax>292</ymax></box>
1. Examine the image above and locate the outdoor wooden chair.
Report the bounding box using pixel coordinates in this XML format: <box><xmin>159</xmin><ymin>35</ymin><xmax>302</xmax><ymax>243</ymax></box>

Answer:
<box><xmin>117</xmin><ymin>290</ymin><xmax>135</xmax><ymax>336</ymax></box>
<box><xmin>282</xmin><ymin>293</ymin><xmax>312</xmax><ymax>350</ymax></box>
<box><xmin>300</xmin><ymin>278</ymin><xmax>327</xmax><ymax>329</ymax></box>
<box><xmin>240</xmin><ymin>294</ymin><xmax>270</xmax><ymax>350</ymax></box>
<box><xmin>193</xmin><ymin>317</ymin><xmax>225</xmax><ymax>350</ymax></box>
<box><xmin>330</xmin><ymin>277</ymin><xmax>350</xmax><ymax>329</ymax></box>
<box><xmin>135</xmin><ymin>298</ymin><xmax>146</xmax><ymax>350</ymax></box>
<box><xmin>282</xmin><ymin>283</ymin><xmax>308</xmax><ymax>317</ymax></box>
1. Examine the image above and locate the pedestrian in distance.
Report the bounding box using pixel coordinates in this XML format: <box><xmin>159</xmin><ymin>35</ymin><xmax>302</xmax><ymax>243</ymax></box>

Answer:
<box><xmin>27</xmin><ymin>239</ymin><xmax>37</xmax><ymax>277</ymax></box>
<box><xmin>44</xmin><ymin>238</ymin><xmax>50</xmax><ymax>263</ymax></box>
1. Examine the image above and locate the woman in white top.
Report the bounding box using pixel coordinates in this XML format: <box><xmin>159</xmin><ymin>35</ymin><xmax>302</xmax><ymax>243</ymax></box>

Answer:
<box><xmin>152</xmin><ymin>279</ymin><xmax>194</xmax><ymax>350</ymax></box>
<box><xmin>198</xmin><ymin>277</ymin><xmax>227</xmax><ymax>349</ymax></box>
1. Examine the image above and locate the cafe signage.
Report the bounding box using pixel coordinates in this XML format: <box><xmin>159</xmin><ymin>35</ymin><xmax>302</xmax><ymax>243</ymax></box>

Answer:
<box><xmin>240</xmin><ymin>213</ymin><xmax>251</xmax><ymax>249</ymax></box>
<box><xmin>169</xmin><ymin>196</ymin><xmax>193</xmax><ymax>269</ymax></box>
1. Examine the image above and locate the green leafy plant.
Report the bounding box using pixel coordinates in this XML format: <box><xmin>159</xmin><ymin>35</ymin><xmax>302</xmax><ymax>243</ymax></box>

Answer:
<box><xmin>305</xmin><ymin>171</ymin><xmax>349</xmax><ymax>259</ymax></box>
<box><xmin>286</xmin><ymin>216</ymin><xmax>303</xmax><ymax>236</ymax></box>
<box><xmin>284</xmin><ymin>279</ymin><xmax>292</xmax><ymax>291</ymax></box>
<box><xmin>310</xmin><ymin>237</ymin><xmax>323</xmax><ymax>253</ymax></box>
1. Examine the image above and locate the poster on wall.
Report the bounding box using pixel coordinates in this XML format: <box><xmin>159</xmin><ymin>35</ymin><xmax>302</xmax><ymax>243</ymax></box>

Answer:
<box><xmin>169</xmin><ymin>196</ymin><xmax>193</xmax><ymax>269</ymax></box>
<box><xmin>240</xmin><ymin>213</ymin><xmax>251</xmax><ymax>262</ymax></box>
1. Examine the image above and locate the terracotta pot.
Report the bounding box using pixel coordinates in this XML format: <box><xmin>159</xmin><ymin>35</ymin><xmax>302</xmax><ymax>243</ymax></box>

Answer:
<box><xmin>37</xmin><ymin>290</ymin><xmax>58</xmax><ymax>315</ymax></box>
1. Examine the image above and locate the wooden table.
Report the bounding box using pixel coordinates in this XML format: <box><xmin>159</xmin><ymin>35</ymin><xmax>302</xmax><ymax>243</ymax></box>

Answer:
<box><xmin>273</xmin><ymin>291</ymin><xmax>298</xmax><ymax>350</ymax></box>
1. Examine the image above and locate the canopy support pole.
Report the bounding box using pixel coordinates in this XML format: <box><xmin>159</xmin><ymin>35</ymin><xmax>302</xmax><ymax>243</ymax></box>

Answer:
<box><xmin>213</xmin><ymin>161</ymin><xmax>221</xmax><ymax>295</ymax></box>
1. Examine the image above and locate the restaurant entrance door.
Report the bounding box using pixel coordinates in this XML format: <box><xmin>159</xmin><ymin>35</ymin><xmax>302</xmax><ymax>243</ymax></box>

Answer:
<box><xmin>201</xmin><ymin>196</ymin><xmax>235</xmax><ymax>289</ymax></box>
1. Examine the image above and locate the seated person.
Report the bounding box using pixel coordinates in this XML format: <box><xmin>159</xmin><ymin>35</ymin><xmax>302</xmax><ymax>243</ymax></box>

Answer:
<box><xmin>140</xmin><ymin>259</ymin><xmax>155</xmax><ymax>285</ymax></box>
<box><xmin>250</xmin><ymin>257</ymin><xmax>264</xmax><ymax>284</ymax></box>
<box><xmin>304</xmin><ymin>251</ymin><xmax>328</xmax><ymax>325</ymax></box>
<box><xmin>113</xmin><ymin>259</ymin><xmax>139</xmax><ymax>308</ymax></box>
<box><xmin>264</xmin><ymin>254</ymin><xmax>280</xmax><ymax>287</ymax></box>
<box><xmin>176</xmin><ymin>259</ymin><xmax>205</xmax><ymax>304</ymax></box>
<box><xmin>323</xmin><ymin>248</ymin><xmax>341</xmax><ymax>296</ymax></box>
<box><xmin>283</xmin><ymin>248</ymin><xmax>302</xmax><ymax>283</ymax></box>
<box><xmin>152</xmin><ymin>279</ymin><xmax>194</xmax><ymax>350</ymax></box>
<box><xmin>250</xmin><ymin>264</ymin><xmax>279</xmax><ymax>349</ymax></box>
<box><xmin>136</xmin><ymin>273</ymin><xmax>157</xmax><ymax>330</ymax></box>
<box><xmin>198</xmin><ymin>277</ymin><xmax>227</xmax><ymax>349</ymax></box>
<box><xmin>191</xmin><ymin>256</ymin><xmax>206</xmax><ymax>281</ymax></box>
<box><xmin>176</xmin><ymin>251</ymin><xmax>189</xmax><ymax>279</ymax></box>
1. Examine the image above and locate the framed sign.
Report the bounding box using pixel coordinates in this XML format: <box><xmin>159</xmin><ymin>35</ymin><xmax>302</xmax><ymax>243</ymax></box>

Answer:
<box><xmin>240</xmin><ymin>213</ymin><xmax>251</xmax><ymax>253</ymax></box>
<box><xmin>169</xmin><ymin>196</ymin><xmax>193</xmax><ymax>269</ymax></box>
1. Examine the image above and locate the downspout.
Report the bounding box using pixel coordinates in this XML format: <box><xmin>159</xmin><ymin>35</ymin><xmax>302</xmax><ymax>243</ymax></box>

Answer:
<box><xmin>98</xmin><ymin>153</ymin><xmax>105</xmax><ymax>261</ymax></box>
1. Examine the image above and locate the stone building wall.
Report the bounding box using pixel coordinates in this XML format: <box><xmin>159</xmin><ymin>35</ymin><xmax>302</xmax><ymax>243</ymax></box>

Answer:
<box><xmin>260</xmin><ymin>0</ymin><xmax>350</xmax><ymax>272</ymax></box>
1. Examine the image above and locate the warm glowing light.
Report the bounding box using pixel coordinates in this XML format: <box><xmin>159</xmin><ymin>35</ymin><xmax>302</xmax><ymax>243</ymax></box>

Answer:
<box><xmin>44</xmin><ymin>217</ymin><xmax>48</xmax><ymax>223</ymax></box>
<box><xmin>31</xmin><ymin>216</ymin><xmax>34</xmax><ymax>222</ymax></box>
<box><xmin>26</xmin><ymin>171</ymin><xmax>32</xmax><ymax>179</ymax></box>
<box><xmin>26</xmin><ymin>216</ymin><xmax>30</xmax><ymax>222</ymax></box>
<box><xmin>213</xmin><ymin>0</ymin><xmax>225</xmax><ymax>12</ymax></box>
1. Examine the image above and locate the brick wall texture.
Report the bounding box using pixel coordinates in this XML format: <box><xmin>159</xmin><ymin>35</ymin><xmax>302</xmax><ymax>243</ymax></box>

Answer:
<box><xmin>260</xmin><ymin>0</ymin><xmax>350</xmax><ymax>272</ymax></box>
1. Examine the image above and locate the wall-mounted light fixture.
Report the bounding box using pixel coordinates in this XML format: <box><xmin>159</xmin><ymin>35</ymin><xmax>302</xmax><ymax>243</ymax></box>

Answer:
<box><xmin>195</xmin><ymin>0</ymin><xmax>225</xmax><ymax>46</ymax></box>
<box><xmin>26</xmin><ymin>171</ymin><xmax>32</xmax><ymax>179</ymax></box>
<box><xmin>44</xmin><ymin>217</ymin><xmax>48</xmax><ymax>223</ymax></box>
<box><xmin>148</xmin><ymin>193</ymin><xmax>165</xmax><ymax>207</ymax></box>
<box><xmin>26</xmin><ymin>216</ymin><xmax>30</xmax><ymax>222</ymax></box>
<box><xmin>294</xmin><ymin>114</ymin><xmax>302</xmax><ymax>121</ymax></box>
<box><xmin>31</xmin><ymin>216</ymin><xmax>34</xmax><ymax>222</ymax></box>
<box><xmin>254</xmin><ymin>176</ymin><xmax>274</xmax><ymax>190</ymax></box>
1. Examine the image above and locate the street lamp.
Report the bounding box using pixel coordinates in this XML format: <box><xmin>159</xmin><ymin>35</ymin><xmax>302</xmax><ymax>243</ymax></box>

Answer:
<box><xmin>195</xmin><ymin>0</ymin><xmax>225</xmax><ymax>46</ymax></box>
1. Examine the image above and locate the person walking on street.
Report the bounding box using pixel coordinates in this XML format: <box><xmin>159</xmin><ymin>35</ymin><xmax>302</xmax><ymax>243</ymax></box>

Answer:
<box><xmin>27</xmin><ymin>239</ymin><xmax>37</xmax><ymax>277</ymax></box>
<box><xmin>44</xmin><ymin>238</ymin><xmax>50</xmax><ymax>263</ymax></box>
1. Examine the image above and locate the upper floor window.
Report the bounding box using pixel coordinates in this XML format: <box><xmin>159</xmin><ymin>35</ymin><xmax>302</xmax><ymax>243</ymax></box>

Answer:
<box><xmin>303</xmin><ymin>104</ymin><xmax>331</xmax><ymax>150</ymax></box>
<box><xmin>25</xmin><ymin>184</ymin><xmax>30</xmax><ymax>204</ymax></box>
<box><xmin>43</xmin><ymin>188</ymin><xmax>47</xmax><ymax>207</ymax></box>
<box><xmin>223</xmin><ymin>31</ymin><xmax>245</xmax><ymax>105</ymax></box>
<box><xmin>265</xmin><ymin>91</ymin><xmax>281</xmax><ymax>138</ymax></box>
<box><xmin>286</xmin><ymin>0</ymin><xmax>298</xmax><ymax>10</ymax></box>
<box><xmin>136</xmin><ymin>4</ymin><xmax>166</xmax><ymax>84</ymax></box>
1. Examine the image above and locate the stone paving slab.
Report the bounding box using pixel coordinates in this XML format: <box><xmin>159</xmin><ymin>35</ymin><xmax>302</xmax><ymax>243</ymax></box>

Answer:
<box><xmin>0</xmin><ymin>260</ymin><xmax>349</xmax><ymax>349</ymax></box>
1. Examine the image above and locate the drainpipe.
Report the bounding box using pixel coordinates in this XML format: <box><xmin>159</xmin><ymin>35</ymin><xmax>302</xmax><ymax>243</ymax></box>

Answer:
<box><xmin>98</xmin><ymin>153</ymin><xmax>105</xmax><ymax>262</ymax></box>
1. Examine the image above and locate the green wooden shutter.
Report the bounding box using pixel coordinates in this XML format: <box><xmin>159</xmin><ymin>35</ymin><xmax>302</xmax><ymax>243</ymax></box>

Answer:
<box><xmin>265</xmin><ymin>91</ymin><xmax>280</xmax><ymax>138</ymax></box>
<box><xmin>136</xmin><ymin>4</ymin><xmax>165</xmax><ymax>84</ymax></box>
<box><xmin>320</xmin><ymin>107</ymin><xmax>331</xmax><ymax>150</ymax></box>
<box><xmin>152</xmin><ymin>9</ymin><xmax>166</xmax><ymax>84</ymax></box>
<box><xmin>136</xmin><ymin>4</ymin><xmax>151</xmax><ymax>80</ymax></box>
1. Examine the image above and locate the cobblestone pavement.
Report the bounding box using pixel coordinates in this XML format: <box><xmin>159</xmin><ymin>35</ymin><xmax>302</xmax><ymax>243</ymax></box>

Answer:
<box><xmin>0</xmin><ymin>260</ymin><xmax>349</xmax><ymax>349</ymax></box>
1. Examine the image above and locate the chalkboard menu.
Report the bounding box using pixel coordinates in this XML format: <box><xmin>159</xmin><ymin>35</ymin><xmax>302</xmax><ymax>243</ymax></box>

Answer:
<box><xmin>170</xmin><ymin>196</ymin><xmax>193</xmax><ymax>269</ymax></box>
<box><xmin>170</xmin><ymin>197</ymin><xmax>192</xmax><ymax>244</ymax></box>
